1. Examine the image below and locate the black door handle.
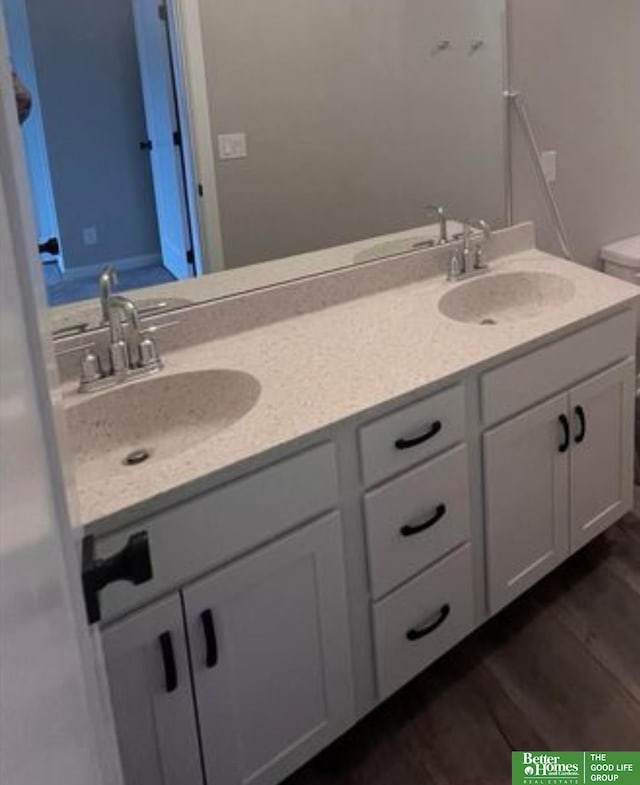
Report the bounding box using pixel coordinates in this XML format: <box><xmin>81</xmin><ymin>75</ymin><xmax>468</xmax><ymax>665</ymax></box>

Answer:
<box><xmin>574</xmin><ymin>405</ymin><xmax>586</xmax><ymax>444</ymax></box>
<box><xmin>81</xmin><ymin>532</ymin><xmax>153</xmax><ymax>624</ymax></box>
<box><xmin>140</xmin><ymin>139</ymin><xmax>153</xmax><ymax>151</ymax></box>
<box><xmin>395</xmin><ymin>420</ymin><xmax>442</xmax><ymax>450</ymax></box>
<box><xmin>558</xmin><ymin>414</ymin><xmax>570</xmax><ymax>453</ymax></box>
<box><xmin>159</xmin><ymin>632</ymin><xmax>178</xmax><ymax>693</ymax></box>
<box><xmin>406</xmin><ymin>604</ymin><xmax>451</xmax><ymax>641</ymax></box>
<box><xmin>200</xmin><ymin>609</ymin><xmax>218</xmax><ymax>668</ymax></box>
<box><xmin>400</xmin><ymin>504</ymin><xmax>447</xmax><ymax>537</ymax></box>
<box><xmin>38</xmin><ymin>236</ymin><xmax>60</xmax><ymax>255</ymax></box>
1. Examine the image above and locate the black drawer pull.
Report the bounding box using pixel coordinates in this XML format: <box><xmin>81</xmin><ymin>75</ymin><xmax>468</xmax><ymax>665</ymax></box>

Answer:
<box><xmin>200</xmin><ymin>609</ymin><xmax>218</xmax><ymax>668</ymax></box>
<box><xmin>558</xmin><ymin>414</ymin><xmax>570</xmax><ymax>453</ymax></box>
<box><xmin>159</xmin><ymin>632</ymin><xmax>177</xmax><ymax>693</ymax></box>
<box><xmin>401</xmin><ymin>504</ymin><xmax>447</xmax><ymax>537</ymax></box>
<box><xmin>395</xmin><ymin>420</ymin><xmax>442</xmax><ymax>450</ymax></box>
<box><xmin>406</xmin><ymin>604</ymin><xmax>451</xmax><ymax>641</ymax></box>
<box><xmin>574</xmin><ymin>405</ymin><xmax>586</xmax><ymax>444</ymax></box>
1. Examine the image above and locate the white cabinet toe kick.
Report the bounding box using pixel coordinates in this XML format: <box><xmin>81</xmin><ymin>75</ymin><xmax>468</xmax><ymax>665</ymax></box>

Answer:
<box><xmin>93</xmin><ymin>308</ymin><xmax>636</xmax><ymax>785</ymax></box>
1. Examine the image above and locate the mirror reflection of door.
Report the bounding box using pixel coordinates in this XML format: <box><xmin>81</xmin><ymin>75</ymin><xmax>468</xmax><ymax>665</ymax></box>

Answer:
<box><xmin>1</xmin><ymin>0</ymin><xmax>198</xmax><ymax>307</ymax></box>
<box><xmin>1</xmin><ymin>0</ymin><xmax>64</xmax><ymax>281</ymax></box>
<box><xmin>133</xmin><ymin>0</ymin><xmax>195</xmax><ymax>281</ymax></box>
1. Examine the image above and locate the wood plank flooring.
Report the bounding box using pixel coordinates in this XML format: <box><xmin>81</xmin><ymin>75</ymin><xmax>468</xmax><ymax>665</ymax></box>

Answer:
<box><xmin>287</xmin><ymin>515</ymin><xmax>640</xmax><ymax>785</ymax></box>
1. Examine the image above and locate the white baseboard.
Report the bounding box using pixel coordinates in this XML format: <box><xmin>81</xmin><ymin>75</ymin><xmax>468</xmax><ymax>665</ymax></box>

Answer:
<box><xmin>62</xmin><ymin>253</ymin><xmax>162</xmax><ymax>280</ymax></box>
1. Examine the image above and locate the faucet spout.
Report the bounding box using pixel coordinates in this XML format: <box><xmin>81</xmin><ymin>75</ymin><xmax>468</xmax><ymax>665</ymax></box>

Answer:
<box><xmin>427</xmin><ymin>204</ymin><xmax>449</xmax><ymax>245</ymax></box>
<box><xmin>108</xmin><ymin>295</ymin><xmax>141</xmax><ymax>334</ymax></box>
<box><xmin>467</xmin><ymin>218</ymin><xmax>492</xmax><ymax>240</ymax></box>
<box><xmin>99</xmin><ymin>266</ymin><xmax>118</xmax><ymax>324</ymax></box>
<box><xmin>107</xmin><ymin>295</ymin><xmax>141</xmax><ymax>374</ymax></box>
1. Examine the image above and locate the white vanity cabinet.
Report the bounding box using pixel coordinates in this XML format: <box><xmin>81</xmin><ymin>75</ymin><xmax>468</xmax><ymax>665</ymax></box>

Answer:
<box><xmin>104</xmin><ymin>513</ymin><xmax>354</xmax><ymax>785</ymax></box>
<box><xmin>102</xmin><ymin>595</ymin><xmax>204</xmax><ymax>785</ymax></box>
<box><xmin>484</xmin><ymin>394</ymin><xmax>570</xmax><ymax>612</ymax></box>
<box><xmin>183</xmin><ymin>513</ymin><xmax>353</xmax><ymax>785</ymax></box>
<box><xmin>569</xmin><ymin>360</ymin><xmax>635</xmax><ymax>550</ymax></box>
<box><xmin>95</xmin><ymin>303</ymin><xmax>637</xmax><ymax>785</ymax></box>
<box><xmin>484</xmin><ymin>358</ymin><xmax>635</xmax><ymax>613</ymax></box>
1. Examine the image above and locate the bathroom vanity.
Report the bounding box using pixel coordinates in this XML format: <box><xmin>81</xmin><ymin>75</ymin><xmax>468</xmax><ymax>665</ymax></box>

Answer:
<box><xmin>61</xmin><ymin>226</ymin><xmax>639</xmax><ymax>785</ymax></box>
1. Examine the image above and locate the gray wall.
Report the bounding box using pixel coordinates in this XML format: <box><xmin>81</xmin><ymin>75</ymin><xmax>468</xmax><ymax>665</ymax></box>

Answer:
<box><xmin>510</xmin><ymin>0</ymin><xmax>640</xmax><ymax>267</ymax></box>
<box><xmin>199</xmin><ymin>0</ymin><xmax>507</xmax><ymax>269</ymax></box>
<box><xmin>25</xmin><ymin>0</ymin><xmax>160</xmax><ymax>271</ymax></box>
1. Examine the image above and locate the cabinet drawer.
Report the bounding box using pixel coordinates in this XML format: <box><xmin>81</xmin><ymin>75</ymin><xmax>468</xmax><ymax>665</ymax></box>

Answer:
<box><xmin>372</xmin><ymin>544</ymin><xmax>473</xmax><ymax>700</ymax></box>
<box><xmin>481</xmin><ymin>310</ymin><xmax>635</xmax><ymax>426</ymax></box>
<box><xmin>97</xmin><ymin>443</ymin><xmax>338</xmax><ymax>622</ymax></box>
<box><xmin>364</xmin><ymin>446</ymin><xmax>470</xmax><ymax>598</ymax></box>
<box><xmin>359</xmin><ymin>385</ymin><xmax>466</xmax><ymax>486</ymax></box>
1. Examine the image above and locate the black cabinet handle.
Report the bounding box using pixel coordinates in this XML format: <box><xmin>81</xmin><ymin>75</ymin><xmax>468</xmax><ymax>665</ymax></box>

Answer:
<box><xmin>558</xmin><ymin>414</ymin><xmax>570</xmax><ymax>453</ymax></box>
<box><xmin>400</xmin><ymin>504</ymin><xmax>447</xmax><ymax>537</ymax></box>
<box><xmin>139</xmin><ymin>139</ymin><xmax>153</xmax><ymax>151</ymax></box>
<box><xmin>395</xmin><ymin>420</ymin><xmax>442</xmax><ymax>451</ymax></box>
<box><xmin>200</xmin><ymin>609</ymin><xmax>218</xmax><ymax>668</ymax></box>
<box><xmin>81</xmin><ymin>531</ymin><xmax>153</xmax><ymax>624</ymax></box>
<box><xmin>406</xmin><ymin>604</ymin><xmax>451</xmax><ymax>641</ymax></box>
<box><xmin>159</xmin><ymin>632</ymin><xmax>177</xmax><ymax>693</ymax></box>
<box><xmin>574</xmin><ymin>405</ymin><xmax>586</xmax><ymax>444</ymax></box>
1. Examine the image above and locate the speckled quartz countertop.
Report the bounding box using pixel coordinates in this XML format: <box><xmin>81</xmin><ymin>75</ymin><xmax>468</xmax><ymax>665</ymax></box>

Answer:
<box><xmin>64</xmin><ymin>241</ymin><xmax>639</xmax><ymax>530</ymax></box>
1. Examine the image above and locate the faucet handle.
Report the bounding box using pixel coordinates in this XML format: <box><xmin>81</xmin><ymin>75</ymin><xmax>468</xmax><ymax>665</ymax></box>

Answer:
<box><xmin>138</xmin><ymin>332</ymin><xmax>163</xmax><ymax>372</ymax></box>
<box><xmin>79</xmin><ymin>347</ymin><xmax>103</xmax><ymax>387</ymax></box>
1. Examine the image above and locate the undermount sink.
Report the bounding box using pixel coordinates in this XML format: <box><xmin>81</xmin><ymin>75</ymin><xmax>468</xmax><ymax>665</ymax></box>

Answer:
<box><xmin>66</xmin><ymin>369</ymin><xmax>261</xmax><ymax>477</ymax></box>
<box><xmin>438</xmin><ymin>271</ymin><xmax>575</xmax><ymax>325</ymax></box>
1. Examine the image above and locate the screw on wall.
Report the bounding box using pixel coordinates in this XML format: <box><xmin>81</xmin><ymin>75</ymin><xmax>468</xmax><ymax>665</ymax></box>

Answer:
<box><xmin>432</xmin><ymin>40</ymin><xmax>452</xmax><ymax>55</ymax></box>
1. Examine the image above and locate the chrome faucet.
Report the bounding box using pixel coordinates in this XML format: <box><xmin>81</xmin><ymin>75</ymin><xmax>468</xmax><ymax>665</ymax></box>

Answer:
<box><xmin>427</xmin><ymin>204</ymin><xmax>449</xmax><ymax>245</ymax></box>
<box><xmin>78</xmin><ymin>295</ymin><xmax>163</xmax><ymax>393</ymax></box>
<box><xmin>99</xmin><ymin>265</ymin><xmax>118</xmax><ymax>324</ymax></box>
<box><xmin>107</xmin><ymin>295</ymin><xmax>141</xmax><ymax>375</ymax></box>
<box><xmin>448</xmin><ymin>219</ymin><xmax>492</xmax><ymax>281</ymax></box>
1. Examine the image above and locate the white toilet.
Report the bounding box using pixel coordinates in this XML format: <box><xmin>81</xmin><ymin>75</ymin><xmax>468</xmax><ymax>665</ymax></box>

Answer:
<box><xmin>601</xmin><ymin>234</ymin><xmax>640</xmax><ymax>511</ymax></box>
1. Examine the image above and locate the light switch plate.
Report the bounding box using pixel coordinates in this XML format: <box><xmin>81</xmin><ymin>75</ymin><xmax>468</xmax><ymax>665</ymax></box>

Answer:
<box><xmin>218</xmin><ymin>133</ymin><xmax>248</xmax><ymax>160</ymax></box>
<box><xmin>540</xmin><ymin>150</ymin><xmax>557</xmax><ymax>184</ymax></box>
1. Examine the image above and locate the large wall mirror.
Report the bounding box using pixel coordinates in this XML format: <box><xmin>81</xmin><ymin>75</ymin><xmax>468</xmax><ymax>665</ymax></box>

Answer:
<box><xmin>1</xmin><ymin>0</ymin><xmax>508</xmax><ymax>335</ymax></box>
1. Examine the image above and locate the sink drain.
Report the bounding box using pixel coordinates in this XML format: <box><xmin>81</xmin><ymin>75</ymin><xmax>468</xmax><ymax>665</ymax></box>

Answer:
<box><xmin>480</xmin><ymin>318</ymin><xmax>498</xmax><ymax>326</ymax></box>
<box><xmin>123</xmin><ymin>448</ymin><xmax>151</xmax><ymax>466</ymax></box>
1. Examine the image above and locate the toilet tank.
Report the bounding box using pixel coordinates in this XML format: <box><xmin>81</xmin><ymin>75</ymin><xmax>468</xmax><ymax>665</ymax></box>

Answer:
<box><xmin>601</xmin><ymin>235</ymin><xmax>640</xmax><ymax>284</ymax></box>
<box><xmin>602</xmin><ymin>235</ymin><xmax>640</xmax><ymax>395</ymax></box>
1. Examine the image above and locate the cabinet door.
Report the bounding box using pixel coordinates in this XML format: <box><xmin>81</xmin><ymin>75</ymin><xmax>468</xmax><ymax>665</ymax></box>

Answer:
<box><xmin>484</xmin><ymin>394</ymin><xmax>570</xmax><ymax>614</ymax></box>
<box><xmin>183</xmin><ymin>513</ymin><xmax>354</xmax><ymax>785</ymax></box>
<box><xmin>570</xmin><ymin>358</ymin><xmax>635</xmax><ymax>551</ymax></box>
<box><xmin>102</xmin><ymin>595</ymin><xmax>204</xmax><ymax>785</ymax></box>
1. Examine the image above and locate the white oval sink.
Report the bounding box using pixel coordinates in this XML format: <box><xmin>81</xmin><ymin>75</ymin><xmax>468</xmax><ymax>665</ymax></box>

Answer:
<box><xmin>66</xmin><ymin>369</ymin><xmax>260</xmax><ymax>478</ymax></box>
<box><xmin>438</xmin><ymin>271</ymin><xmax>575</xmax><ymax>325</ymax></box>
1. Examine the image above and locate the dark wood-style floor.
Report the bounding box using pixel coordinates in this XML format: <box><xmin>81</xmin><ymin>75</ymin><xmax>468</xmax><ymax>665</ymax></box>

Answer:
<box><xmin>287</xmin><ymin>514</ymin><xmax>640</xmax><ymax>785</ymax></box>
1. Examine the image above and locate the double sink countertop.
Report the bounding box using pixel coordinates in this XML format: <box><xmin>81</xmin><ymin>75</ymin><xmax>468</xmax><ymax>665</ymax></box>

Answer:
<box><xmin>59</xmin><ymin>225</ymin><xmax>640</xmax><ymax>531</ymax></box>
